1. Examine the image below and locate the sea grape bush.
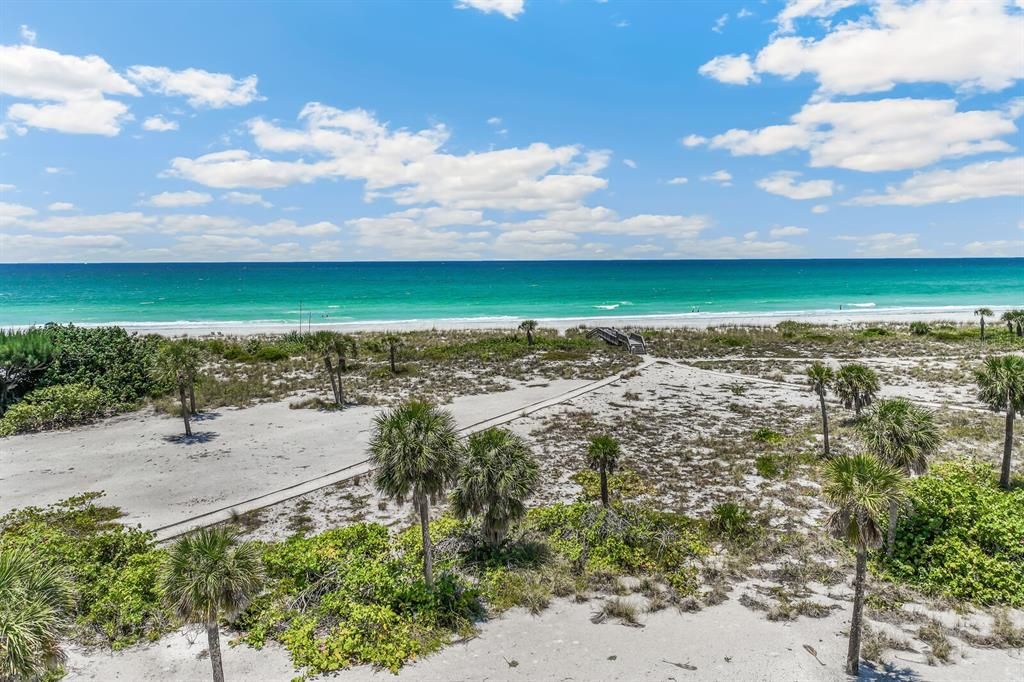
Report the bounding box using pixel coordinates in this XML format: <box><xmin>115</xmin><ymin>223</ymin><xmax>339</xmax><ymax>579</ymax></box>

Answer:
<box><xmin>0</xmin><ymin>383</ymin><xmax>110</xmax><ymax>436</ymax></box>
<box><xmin>880</xmin><ymin>459</ymin><xmax>1024</xmax><ymax>605</ymax></box>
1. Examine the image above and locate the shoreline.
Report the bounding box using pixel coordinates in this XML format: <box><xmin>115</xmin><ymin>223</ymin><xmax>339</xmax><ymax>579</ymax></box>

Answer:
<box><xmin>7</xmin><ymin>305</ymin><xmax>1016</xmax><ymax>336</ymax></box>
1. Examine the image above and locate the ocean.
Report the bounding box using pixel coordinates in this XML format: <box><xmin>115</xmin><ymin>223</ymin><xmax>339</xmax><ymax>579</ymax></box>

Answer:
<box><xmin>1</xmin><ymin>259</ymin><xmax>1021</xmax><ymax>329</ymax></box>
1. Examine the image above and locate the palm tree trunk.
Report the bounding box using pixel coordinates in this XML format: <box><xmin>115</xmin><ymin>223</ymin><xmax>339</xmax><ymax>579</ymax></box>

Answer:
<box><xmin>389</xmin><ymin>344</ymin><xmax>397</xmax><ymax>373</ymax></box>
<box><xmin>178</xmin><ymin>381</ymin><xmax>192</xmax><ymax>437</ymax></box>
<box><xmin>0</xmin><ymin>379</ymin><xmax>8</xmax><ymax>416</ymax></box>
<box><xmin>1001</xmin><ymin>406</ymin><xmax>1014</xmax><ymax>490</ymax></box>
<box><xmin>207</xmin><ymin>622</ymin><xmax>225</xmax><ymax>682</ymax></box>
<box><xmin>324</xmin><ymin>356</ymin><xmax>340</xmax><ymax>406</ymax></box>
<box><xmin>886</xmin><ymin>499</ymin><xmax>898</xmax><ymax>557</ymax></box>
<box><xmin>980</xmin><ymin>316</ymin><xmax>986</xmax><ymax>340</ymax></box>
<box><xmin>847</xmin><ymin>547</ymin><xmax>867</xmax><ymax>676</ymax></box>
<box><xmin>599</xmin><ymin>466</ymin><xmax>610</xmax><ymax>508</ymax></box>
<box><xmin>527</xmin><ymin>330</ymin><xmax>533</xmax><ymax>346</ymax></box>
<box><xmin>188</xmin><ymin>378</ymin><xmax>197</xmax><ymax>416</ymax></box>
<box><xmin>418</xmin><ymin>496</ymin><xmax>434</xmax><ymax>588</ymax></box>
<box><xmin>819</xmin><ymin>392</ymin><xmax>830</xmax><ymax>456</ymax></box>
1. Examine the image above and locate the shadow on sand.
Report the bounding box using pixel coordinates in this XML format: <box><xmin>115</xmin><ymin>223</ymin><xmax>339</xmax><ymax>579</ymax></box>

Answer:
<box><xmin>858</xmin><ymin>661</ymin><xmax>921</xmax><ymax>681</ymax></box>
<box><xmin>162</xmin><ymin>431</ymin><xmax>218</xmax><ymax>444</ymax></box>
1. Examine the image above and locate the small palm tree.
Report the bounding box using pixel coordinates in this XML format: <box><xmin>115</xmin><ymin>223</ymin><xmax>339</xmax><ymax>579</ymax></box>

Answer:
<box><xmin>154</xmin><ymin>340</ymin><xmax>202</xmax><ymax>436</ymax></box>
<box><xmin>822</xmin><ymin>454</ymin><xmax>905</xmax><ymax>676</ymax></box>
<box><xmin>369</xmin><ymin>399</ymin><xmax>461</xmax><ymax>587</ymax></box>
<box><xmin>587</xmin><ymin>435</ymin><xmax>621</xmax><ymax>508</ymax></box>
<box><xmin>0</xmin><ymin>549</ymin><xmax>73</xmax><ymax>681</ymax></box>
<box><xmin>451</xmin><ymin>428</ymin><xmax>540</xmax><ymax>547</ymax></box>
<box><xmin>806</xmin><ymin>361</ymin><xmax>834</xmax><ymax>455</ymax></box>
<box><xmin>974</xmin><ymin>308</ymin><xmax>993</xmax><ymax>340</ymax></box>
<box><xmin>519</xmin><ymin>320</ymin><xmax>538</xmax><ymax>346</ymax></box>
<box><xmin>0</xmin><ymin>329</ymin><xmax>54</xmax><ymax>416</ymax></box>
<box><xmin>332</xmin><ymin>334</ymin><xmax>357</xmax><ymax>406</ymax></box>
<box><xmin>858</xmin><ymin>398</ymin><xmax>938</xmax><ymax>555</ymax></box>
<box><xmin>976</xmin><ymin>355</ymin><xmax>1024</xmax><ymax>489</ymax></box>
<box><xmin>383</xmin><ymin>334</ymin><xmax>403</xmax><ymax>374</ymax></box>
<box><xmin>310</xmin><ymin>331</ymin><xmax>342</xmax><ymax>407</ymax></box>
<box><xmin>833</xmin><ymin>363</ymin><xmax>881</xmax><ymax>418</ymax></box>
<box><xmin>163</xmin><ymin>527</ymin><xmax>264</xmax><ymax>682</ymax></box>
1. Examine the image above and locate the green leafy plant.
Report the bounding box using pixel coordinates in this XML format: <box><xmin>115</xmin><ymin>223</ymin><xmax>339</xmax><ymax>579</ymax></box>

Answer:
<box><xmin>0</xmin><ymin>383</ymin><xmax>109</xmax><ymax>436</ymax></box>
<box><xmin>41</xmin><ymin>324</ymin><xmax>159</xmax><ymax>405</ymax></box>
<box><xmin>0</xmin><ymin>328</ymin><xmax>54</xmax><ymax>415</ymax></box>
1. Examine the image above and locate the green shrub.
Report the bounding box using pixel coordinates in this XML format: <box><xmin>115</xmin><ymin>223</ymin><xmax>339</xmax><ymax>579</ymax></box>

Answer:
<box><xmin>879</xmin><ymin>459</ymin><xmax>1024</xmax><ymax>606</ymax></box>
<box><xmin>752</xmin><ymin>427</ymin><xmax>785</xmax><ymax>445</ymax></box>
<box><xmin>0</xmin><ymin>383</ymin><xmax>109</xmax><ymax>435</ymax></box>
<box><xmin>708</xmin><ymin>502</ymin><xmax>759</xmax><ymax>544</ymax></box>
<box><xmin>0</xmin><ymin>493</ymin><xmax>171</xmax><ymax>648</ymax></box>
<box><xmin>41</xmin><ymin>324</ymin><xmax>160</xmax><ymax>404</ymax></box>
<box><xmin>570</xmin><ymin>469</ymin><xmax>652</xmax><ymax>503</ymax></box>
<box><xmin>755</xmin><ymin>454</ymin><xmax>781</xmax><ymax>478</ymax></box>
<box><xmin>909</xmin><ymin>321</ymin><xmax>930</xmax><ymax>336</ymax></box>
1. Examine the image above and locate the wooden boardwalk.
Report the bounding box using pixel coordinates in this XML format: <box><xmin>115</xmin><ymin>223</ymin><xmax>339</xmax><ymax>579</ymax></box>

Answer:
<box><xmin>587</xmin><ymin>327</ymin><xmax>648</xmax><ymax>354</ymax></box>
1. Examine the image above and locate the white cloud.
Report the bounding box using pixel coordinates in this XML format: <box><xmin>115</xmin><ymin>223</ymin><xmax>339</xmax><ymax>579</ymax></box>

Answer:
<box><xmin>737</xmin><ymin>8</ymin><xmax>755</xmax><ymax>20</ymax></box>
<box><xmin>698</xmin><ymin>53</ymin><xmax>759</xmax><ymax>85</ymax></box>
<box><xmin>681</xmin><ymin>134</ymin><xmax>707</xmax><ymax>148</ymax></box>
<box><xmin>0</xmin><ymin>201</ymin><xmax>36</xmax><ymax>224</ymax></box>
<box><xmin>166</xmin><ymin>103</ymin><xmax>609</xmax><ymax>211</ymax></box>
<box><xmin>836</xmin><ymin>231</ymin><xmax>928</xmax><ymax>256</ymax></box>
<box><xmin>774</xmin><ymin>0</ymin><xmax>857</xmax><ymax>34</ymax></box>
<box><xmin>667</xmin><ymin>177</ymin><xmax>689</xmax><ymax>185</ymax></box>
<box><xmin>487</xmin><ymin>116</ymin><xmax>502</xmax><ymax>126</ymax></box>
<box><xmin>126</xmin><ymin>66</ymin><xmax>262</xmax><ymax>108</ymax></box>
<box><xmin>811</xmin><ymin>204</ymin><xmax>829</xmax><ymax>214</ymax></box>
<box><xmin>47</xmin><ymin>202</ymin><xmax>74</xmax><ymax>211</ymax></box>
<box><xmin>222</xmin><ymin>191</ymin><xmax>273</xmax><ymax>208</ymax></box>
<box><xmin>0</xmin><ymin>45</ymin><xmax>139</xmax><ymax>136</ymax></box>
<box><xmin>142</xmin><ymin>115</ymin><xmax>179</xmax><ymax>132</ymax></box>
<box><xmin>454</xmin><ymin>0</ymin><xmax>524</xmax><ymax>20</ymax></box>
<box><xmin>670</xmin><ymin>235</ymin><xmax>801</xmax><ymax>258</ymax></box>
<box><xmin>0</xmin><ymin>184</ymin><xmax>15</xmax><ymax>192</ymax></box>
<box><xmin>144</xmin><ymin>190</ymin><xmax>214</xmax><ymax>207</ymax></box>
<box><xmin>8</xmin><ymin>211</ymin><xmax>157</xmax><ymax>234</ymax></box>
<box><xmin>19</xmin><ymin>25</ymin><xmax>37</xmax><ymax>45</ymax></box>
<box><xmin>850</xmin><ymin>157</ymin><xmax>1024</xmax><ymax>206</ymax></box>
<box><xmin>756</xmin><ymin>171</ymin><xmax>834</xmax><ymax>199</ymax></box>
<box><xmin>705</xmin><ymin>98</ymin><xmax>1018</xmax><ymax>172</ymax></box>
<box><xmin>701</xmin><ymin>170</ymin><xmax>733</xmax><ymax>185</ymax></box>
<box><xmin>623</xmin><ymin>159</ymin><xmax>638</xmax><ymax>169</ymax></box>
<box><xmin>0</xmin><ymin>233</ymin><xmax>129</xmax><ymax>261</ymax></box>
<box><xmin>712</xmin><ymin>14</ymin><xmax>729</xmax><ymax>33</ymax></box>
<box><xmin>44</xmin><ymin>166</ymin><xmax>67</xmax><ymax>174</ymax></box>
<box><xmin>757</xmin><ymin>0</ymin><xmax>1024</xmax><ymax>95</ymax></box>
<box><xmin>769</xmin><ymin>225</ymin><xmax>809</xmax><ymax>237</ymax></box>
<box><xmin>963</xmin><ymin>239</ymin><xmax>1024</xmax><ymax>257</ymax></box>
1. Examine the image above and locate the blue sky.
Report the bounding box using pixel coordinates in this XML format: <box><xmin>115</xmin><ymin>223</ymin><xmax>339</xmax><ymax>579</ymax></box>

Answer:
<box><xmin>0</xmin><ymin>0</ymin><xmax>1022</xmax><ymax>262</ymax></box>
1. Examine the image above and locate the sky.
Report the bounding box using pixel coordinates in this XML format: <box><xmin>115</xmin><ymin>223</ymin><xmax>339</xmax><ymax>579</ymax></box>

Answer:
<box><xmin>0</xmin><ymin>0</ymin><xmax>1022</xmax><ymax>263</ymax></box>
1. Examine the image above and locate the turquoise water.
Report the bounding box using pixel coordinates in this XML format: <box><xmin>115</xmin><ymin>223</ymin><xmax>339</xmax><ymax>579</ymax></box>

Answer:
<box><xmin>0</xmin><ymin>260</ymin><xmax>1021</xmax><ymax>328</ymax></box>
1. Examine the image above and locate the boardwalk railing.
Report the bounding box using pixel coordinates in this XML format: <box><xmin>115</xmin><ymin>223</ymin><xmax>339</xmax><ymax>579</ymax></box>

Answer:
<box><xmin>587</xmin><ymin>327</ymin><xmax>647</xmax><ymax>354</ymax></box>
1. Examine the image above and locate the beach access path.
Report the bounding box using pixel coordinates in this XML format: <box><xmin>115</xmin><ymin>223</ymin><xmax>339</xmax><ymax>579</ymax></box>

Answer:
<box><xmin>0</xmin><ymin>362</ymin><xmax>650</xmax><ymax>537</ymax></box>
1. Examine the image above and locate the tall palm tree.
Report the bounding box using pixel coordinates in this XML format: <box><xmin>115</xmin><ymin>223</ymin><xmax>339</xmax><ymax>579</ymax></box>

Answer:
<box><xmin>806</xmin><ymin>361</ymin><xmax>834</xmax><ymax>455</ymax></box>
<box><xmin>451</xmin><ymin>428</ymin><xmax>540</xmax><ymax>547</ymax></box>
<box><xmin>368</xmin><ymin>399</ymin><xmax>461</xmax><ymax>587</ymax></box>
<box><xmin>1001</xmin><ymin>310</ymin><xmax>1015</xmax><ymax>334</ymax></box>
<box><xmin>833</xmin><ymin>363</ymin><xmax>881</xmax><ymax>418</ymax></box>
<box><xmin>0</xmin><ymin>549</ymin><xmax>73</xmax><ymax>681</ymax></box>
<box><xmin>182</xmin><ymin>338</ymin><xmax>204</xmax><ymax>415</ymax></box>
<box><xmin>0</xmin><ymin>329</ymin><xmax>54</xmax><ymax>416</ymax></box>
<box><xmin>331</xmin><ymin>334</ymin><xmax>357</xmax><ymax>406</ymax></box>
<box><xmin>974</xmin><ymin>308</ymin><xmax>993</xmax><ymax>340</ymax></box>
<box><xmin>858</xmin><ymin>398</ymin><xmax>938</xmax><ymax>555</ymax></box>
<box><xmin>154</xmin><ymin>340</ymin><xmax>202</xmax><ymax>436</ymax></box>
<box><xmin>383</xmin><ymin>334</ymin><xmax>403</xmax><ymax>374</ymax></box>
<box><xmin>822</xmin><ymin>454</ymin><xmax>905</xmax><ymax>676</ymax></box>
<box><xmin>519</xmin><ymin>320</ymin><xmax>538</xmax><ymax>346</ymax></box>
<box><xmin>587</xmin><ymin>435</ymin><xmax>621</xmax><ymax>508</ymax></box>
<box><xmin>976</xmin><ymin>355</ymin><xmax>1024</xmax><ymax>489</ymax></box>
<box><xmin>310</xmin><ymin>331</ymin><xmax>342</xmax><ymax>407</ymax></box>
<box><xmin>162</xmin><ymin>527</ymin><xmax>264</xmax><ymax>682</ymax></box>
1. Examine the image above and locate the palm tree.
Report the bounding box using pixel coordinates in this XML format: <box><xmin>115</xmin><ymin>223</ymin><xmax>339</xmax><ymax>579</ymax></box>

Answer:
<box><xmin>519</xmin><ymin>320</ymin><xmax>538</xmax><ymax>346</ymax></box>
<box><xmin>154</xmin><ymin>340</ymin><xmax>202</xmax><ymax>436</ymax></box>
<box><xmin>310</xmin><ymin>331</ymin><xmax>342</xmax><ymax>407</ymax></box>
<box><xmin>858</xmin><ymin>398</ymin><xmax>938</xmax><ymax>555</ymax></box>
<box><xmin>0</xmin><ymin>329</ymin><xmax>54</xmax><ymax>416</ymax></box>
<box><xmin>1001</xmin><ymin>310</ymin><xmax>1015</xmax><ymax>334</ymax></box>
<box><xmin>451</xmin><ymin>428</ymin><xmax>540</xmax><ymax>547</ymax></box>
<box><xmin>974</xmin><ymin>308</ymin><xmax>993</xmax><ymax>340</ymax></box>
<box><xmin>0</xmin><ymin>549</ymin><xmax>73</xmax><ymax>681</ymax></box>
<box><xmin>833</xmin><ymin>363</ymin><xmax>881</xmax><ymax>418</ymax></box>
<box><xmin>332</xmin><ymin>334</ymin><xmax>357</xmax><ymax>406</ymax></box>
<box><xmin>182</xmin><ymin>338</ymin><xmax>203</xmax><ymax>415</ymax></box>
<box><xmin>383</xmin><ymin>334</ymin><xmax>403</xmax><ymax>374</ymax></box>
<box><xmin>587</xmin><ymin>435</ymin><xmax>621</xmax><ymax>508</ymax></box>
<box><xmin>976</xmin><ymin>355</ymin><xmax>1024</xmax><ymax>489</ymax></box>
<box><xmin>822</xmin><ymin>454</ymin><xmax>905</xmax><ymax>676</ymax></box>
<box><xmin>368</xmin><ymin>399</ymin><xmax>461</xmax><ymax>587</ymax></box>
<box><xmin>162</xmin><ymin>527</ymin><xmax>264</xmax><ymax>682</ymax></box>
<box><xmin>806</xmin><ymin>361</ymin><xmax>834</xmax><ymax>455</ymax></box>
<box><xmin>1001</xmin><ymin>310</ymin><xmax>1023</xmax><ymax>337</ymax></box>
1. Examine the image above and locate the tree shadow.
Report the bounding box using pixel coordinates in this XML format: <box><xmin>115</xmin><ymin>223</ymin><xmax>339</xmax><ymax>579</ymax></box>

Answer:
<box><xmin>191</xmin><ymin>411</ymin><xmax>222</xmax><ymax>422</ymax></box>
<box><xmin>857</xmin><ymin>661</ymin><xmax>921</xmax><ymax>681</ymax></box>
<box><xmin>162</xmin><ymin>431</ymin><xmax>218</xmax><ymax>444</ymax></box>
